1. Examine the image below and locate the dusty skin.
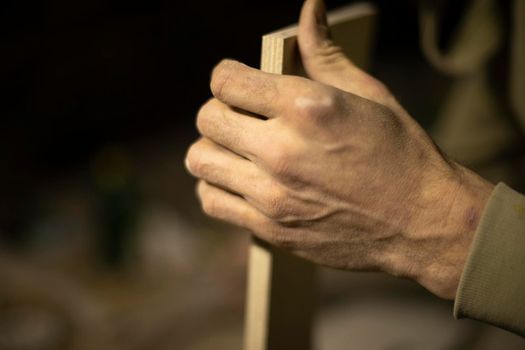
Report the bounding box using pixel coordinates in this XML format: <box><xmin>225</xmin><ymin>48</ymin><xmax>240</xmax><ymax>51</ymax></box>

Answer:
<box><xmin>185</xmin><ymin>0</ymin><xmax>494</xmax><ymax>300</ymax></box>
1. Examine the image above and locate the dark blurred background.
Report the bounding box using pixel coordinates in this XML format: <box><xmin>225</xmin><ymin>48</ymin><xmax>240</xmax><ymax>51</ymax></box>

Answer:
<box><xmin>1</xmin><ymin>0</ymin><xmax>523</xmax><ymax>349</ymax></box>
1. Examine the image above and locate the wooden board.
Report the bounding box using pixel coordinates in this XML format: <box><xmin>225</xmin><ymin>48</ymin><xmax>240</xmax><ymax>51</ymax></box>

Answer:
<box><xmin>244</xmin><ymin>4</ymin><xmax>377</xmax><ymax>350</ymax></box>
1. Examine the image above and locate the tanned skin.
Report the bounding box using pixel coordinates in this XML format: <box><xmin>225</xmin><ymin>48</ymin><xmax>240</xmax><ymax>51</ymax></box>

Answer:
<box><xmin>185</xmin><ymin>0</ymin><xmax>494</xmax><ymax>300</ymax></box>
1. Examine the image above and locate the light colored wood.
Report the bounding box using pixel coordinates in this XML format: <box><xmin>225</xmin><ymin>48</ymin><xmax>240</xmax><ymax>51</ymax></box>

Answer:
<box><xmin>244</xmin><ymin>3</ymin><xmax>377</xmax><ymax>350</ymax></box>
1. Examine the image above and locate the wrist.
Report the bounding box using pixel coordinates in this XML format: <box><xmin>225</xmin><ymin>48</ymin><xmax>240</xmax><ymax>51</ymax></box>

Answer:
<box><xmin>413</xmin><ymin>164</ymin><xmax>494</xmax><ymax>299</ymax></box>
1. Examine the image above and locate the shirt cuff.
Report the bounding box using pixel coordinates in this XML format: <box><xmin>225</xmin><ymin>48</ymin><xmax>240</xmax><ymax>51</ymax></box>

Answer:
<box><xmin>454</xmin><ymin>182</ymin><xmax>525</xmax><ymax>336</ymax></box>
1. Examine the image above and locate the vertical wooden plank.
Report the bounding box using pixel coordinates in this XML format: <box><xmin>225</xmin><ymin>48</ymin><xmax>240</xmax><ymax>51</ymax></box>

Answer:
<box><xmin>244</xmin><ymin>4</ymin><xmax>377</xmax><ymax>350</ymax></box>
<box><xmin>245</xmin><ymin>238</ymin><xmax>315</xmax><ymax>350</ymax></box>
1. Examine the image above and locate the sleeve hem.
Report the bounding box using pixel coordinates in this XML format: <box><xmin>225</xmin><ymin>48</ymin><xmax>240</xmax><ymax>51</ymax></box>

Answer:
<box><xmin>453</xmin><ymin>182</ymin><xmax>525</xmax><ymax>336</ymax></box>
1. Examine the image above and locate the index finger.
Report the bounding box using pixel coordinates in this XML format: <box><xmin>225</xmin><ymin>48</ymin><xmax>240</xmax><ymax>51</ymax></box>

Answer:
<box><xmin>210</xmin><ymin>59</ymin><xmax>308</xmax><ymax>118</ymax></box>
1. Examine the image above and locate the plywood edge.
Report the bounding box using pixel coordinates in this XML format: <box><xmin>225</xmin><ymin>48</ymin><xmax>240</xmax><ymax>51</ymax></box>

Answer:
<box><xmin>261</xmin><ymin>35</ymin><xmax>284</xmax><ymax>74</ymax></box>
<box><xmin>261</xmin><ymin>2</ymin><xmax>376</xmax><ymax>41</ymax></box>
<box><xmin>245</xmin><ymin>3</ymin><xmax>378</xmax><ymax>349</ymax></box>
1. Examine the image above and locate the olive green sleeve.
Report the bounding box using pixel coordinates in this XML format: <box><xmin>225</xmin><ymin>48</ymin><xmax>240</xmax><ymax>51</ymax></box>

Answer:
<box><xmin>454</xmin><ymin>183</ymin><xmax>525</xmax><ymax>336</ymax></box>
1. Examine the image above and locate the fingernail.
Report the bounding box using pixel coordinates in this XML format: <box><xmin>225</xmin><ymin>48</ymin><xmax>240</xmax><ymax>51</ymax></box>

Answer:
<box><xmin>314</xmin><ymin>0</ymin><xmax>330</xmax><ymax>39</ymax></box>
<box><xmin>314</xmin><ymin>0</ymin><xmax>328</xmax><ymax>27</ymax></box>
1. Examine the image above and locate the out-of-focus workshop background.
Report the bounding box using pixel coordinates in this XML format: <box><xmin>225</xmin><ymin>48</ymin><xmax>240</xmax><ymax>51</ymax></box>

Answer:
<box><xmin>1</xmin><ymin>0</ymin><xmax>524</xmax><ymax>349</ymax></box>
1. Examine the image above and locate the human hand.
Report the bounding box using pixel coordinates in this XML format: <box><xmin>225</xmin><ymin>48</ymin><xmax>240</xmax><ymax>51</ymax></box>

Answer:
<box><xmin>185</xmin><ymin>0</ymin><xmax>494</xmax><ymax>299</ymax></box>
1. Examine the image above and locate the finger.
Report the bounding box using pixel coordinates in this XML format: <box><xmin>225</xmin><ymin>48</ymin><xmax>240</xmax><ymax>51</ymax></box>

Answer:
<box><xmin>298</xmin><ymin>0</ymin><xmax>393</xmax><ymax>106</ymax></box>
<box><xmin>299</xmin><ymin>0</ymin><xmax>331</xmax><ymax>52</ymax></box>
<box><xmin>196</xmin><ymin>98</ymin><xmax>267</xmax><ymax>160</ymax></box>
<box><xmin>197</xmin><ymin>180</ymin><xmax>275</xmax><ymax>238</ymax></box>
<box><xmin>210</xmin><ymin>59</ymin><xmax>309</xmax><ymax>118</ymax></box>
<box><xmin>186</xmin><ymin>138</ymin><xmax>265</xmax><ymax>199</ymax></box>
<box><xmin>298</xmin><ymin>0</ymin><xmax>356</xmax><ymax>90</ymax></box>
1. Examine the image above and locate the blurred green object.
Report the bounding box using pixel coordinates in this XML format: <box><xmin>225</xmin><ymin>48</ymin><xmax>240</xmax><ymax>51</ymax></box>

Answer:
<box><xmin>91</xmin><ymin>145</ymin><xmax>140</xmax><ymax>268</ymax></box>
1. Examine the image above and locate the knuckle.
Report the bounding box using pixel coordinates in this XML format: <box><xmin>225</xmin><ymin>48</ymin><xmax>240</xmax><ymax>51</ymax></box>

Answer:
<box><xmin>293</xmin><ymin>88</ymin><xmax>339</xmax><ymax>121</ymax></box>
<box><xmin>363</xmin><ymin>75</ymin><xmax>388</xmax><ymax>94</ymax></box>
<box><xmin>269</xmin><ymin>151</ymin><xmax>292</xmax><ymax>178</ymax></box>
<box><xmin>196</xmin><ymin>98</ymin><xmax>219</xmax><ymax>134</ymax></box>
<box><xmin>263</xmin><ymin>185</ymin><xmax>293</xmax><ymax>221</ymax></box>
<box><xmin>200</xmin><ymin>191</ymin><xmax>219</xmax><ymax>217</ymax></box>
<box><xmin>265</xmin><ymin>143</ymin><xmax>301</xmax><ymax>181</ymax></box>
<box><xmin>197</xmin><ymin>98</ymin><xmax>215</xmax><ymax>116</ymax></box>
<box><xmin>198</xmin><ymin>187</ymin><xmax>220</xmax><ymax>217</ymax></box>
<box><xmin>352</xmin><ymin>73</ymin><xmax>394</xmax><ymax>105</ymax></box>
<box><xmin>374</xmin><ymin>80</ymin><xmax>389</xmax><ymax>95</ymax></box>
<box><xmin>195</xmin><ymin>103</ymin><xmax>210</xmax><ymax>133</ymax></box>
<box><xmin>210</xmin><ymin>59</ymin><xmax>236</xmax><ymax>99</ymax></box>
<box><xmin>365</xmin><ymin>78</ymin><xmax>390</xmax><ymax>100</ymax></box>
<box><xmin>186</xmin><ymin>142</ymin><xmax>208</xmax><ymax>176</ymax></box>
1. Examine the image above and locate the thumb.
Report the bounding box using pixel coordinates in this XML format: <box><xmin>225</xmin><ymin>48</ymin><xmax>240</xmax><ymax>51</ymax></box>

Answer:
<box><xmin>298</xmin><ymin>0</ymin><xmax>355</xmax><ymax>90</ymax></box>
<box><xmin>297</xmin><ymin>0</ymin><xmax>393</xmax><ymax>105</ymax></box>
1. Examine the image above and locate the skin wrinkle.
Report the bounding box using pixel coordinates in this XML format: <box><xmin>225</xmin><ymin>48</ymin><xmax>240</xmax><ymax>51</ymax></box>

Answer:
<box><xmin>218</xmin><ymin>108</ymin><xmax>241</xmax><ymax>150</ymax></box>
<box><xmin>231</xmin><ymin>105</ymin><xmax>265</xmax><ymax>121</ymax></box>
<box><xmin>210</xmin><ymin>60</ymin><xmax>234</xmax><ymax>101</ymax></box>
<box><xmin>187</xmin><ymin>0</ymin><xmax>495</xmax><ymax>301</ymax></box>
